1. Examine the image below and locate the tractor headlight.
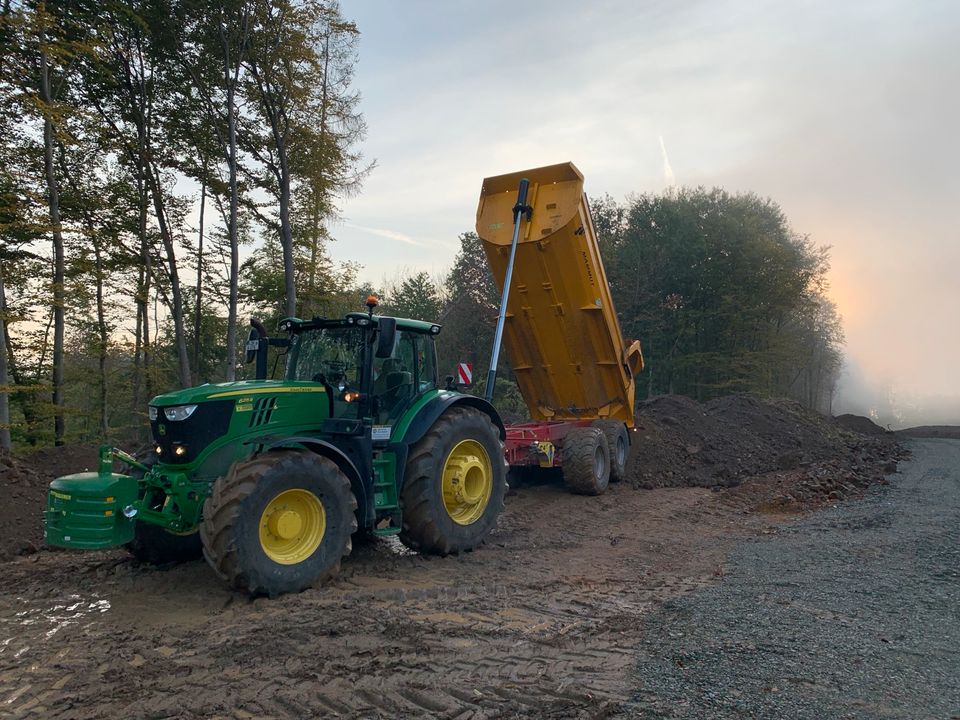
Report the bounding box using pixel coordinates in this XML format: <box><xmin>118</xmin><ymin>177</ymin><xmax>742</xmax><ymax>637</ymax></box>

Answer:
<box><xmin>163</xmin><ymin>404</ymin><xmax>198</xmax><ymax>422</ymax></box>
<box><xmin>148</xmin><ymin>406</ymin><xmax>158</xmax><ymax>421</ymax></box>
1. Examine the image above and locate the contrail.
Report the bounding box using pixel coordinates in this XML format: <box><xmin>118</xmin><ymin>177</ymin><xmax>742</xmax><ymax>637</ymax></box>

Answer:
<box><xmin>659</xmin><ymin>135</ymin><xmax>676</xmax><ymax>188</ymax></box>
<box><xmin>344</xmin><ymin>222</ymin><xmax>424</xmax><ymax>247</ymax></box>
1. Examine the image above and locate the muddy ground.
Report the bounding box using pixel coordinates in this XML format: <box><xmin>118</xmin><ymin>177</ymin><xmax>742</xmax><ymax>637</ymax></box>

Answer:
<box><xmin>0</xmin><ymin>397</ymin><xmax>904</xmax><ymax>718</ymax></box>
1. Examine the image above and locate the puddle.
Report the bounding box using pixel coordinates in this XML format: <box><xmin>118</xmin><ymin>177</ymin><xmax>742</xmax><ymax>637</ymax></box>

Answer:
<box><xmin>0</xmin><ymin>594</ymin><xmax>110</xmax><ymax>660</ymax></box>
<box><xmin>382</xmin><ymin>535</ymin><xmax>417</xmax><ymax>556</ymax></box>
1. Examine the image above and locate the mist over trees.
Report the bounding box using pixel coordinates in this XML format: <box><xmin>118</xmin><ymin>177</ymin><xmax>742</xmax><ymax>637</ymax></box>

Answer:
<box><xmin>0</xmin><ymin>3</ymin><xmax>844</xmax><ymax>450</ymax></box>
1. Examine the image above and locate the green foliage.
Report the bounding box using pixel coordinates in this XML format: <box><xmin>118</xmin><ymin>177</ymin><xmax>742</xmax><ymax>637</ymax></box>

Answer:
<box><xmin>0</xmin><ymin>0</ymin><xmax>373</xmax><ymax>447</ymax></box>
<box><xmin>593</xmin><ymin>187</ymin><xmax>843</xmax><ymax>411</ymax></box>
<box><xmin>385</xmin><ymin>271</ymin><xmax>441</xmax><ymax>322</ymax></box>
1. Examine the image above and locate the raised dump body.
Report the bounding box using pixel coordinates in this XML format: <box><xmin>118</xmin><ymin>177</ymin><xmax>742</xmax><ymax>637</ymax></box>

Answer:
<box><xmin>476</xmin><ymin>162</ymin><xmax>644</xmax><ymax>426</ymax></box>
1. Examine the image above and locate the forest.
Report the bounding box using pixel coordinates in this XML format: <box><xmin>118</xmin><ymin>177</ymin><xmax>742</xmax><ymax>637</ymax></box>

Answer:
<box><xmin>0</xmin><ymin>0</ymin><xmax>843</xmax><ymax>450</ymax></box>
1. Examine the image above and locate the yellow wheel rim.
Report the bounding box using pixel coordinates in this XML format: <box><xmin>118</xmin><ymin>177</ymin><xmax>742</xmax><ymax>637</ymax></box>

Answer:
<box><xmin>441</xmin><ymin>440</ymin><xmax>493</xmax><ymax>526</ymax></box>
<box><xmin>258</xmin><ymin>489</ymin><xmax>326</xmax><ymax>564</ymax></box>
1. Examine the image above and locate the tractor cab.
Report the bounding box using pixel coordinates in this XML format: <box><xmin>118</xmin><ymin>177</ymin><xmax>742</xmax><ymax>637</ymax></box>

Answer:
<box><xmin>264</xmin><ymin>309</ymin><xmax>443</xmax><ymax>428</ymax></box>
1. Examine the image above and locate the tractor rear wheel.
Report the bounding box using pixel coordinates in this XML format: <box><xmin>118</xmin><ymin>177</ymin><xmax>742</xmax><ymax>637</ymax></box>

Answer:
<box><xmin>562</xmin><ymin>426</ymin><xmax>611</xmax><ymax>495</ymax></box>
<box><xmin>399</xmin><ymin>407</ymin><xmax>507</xmax><ymax>555</ymax></box>
<box><xmin>200</xmin><ymin>450</ymin><xmax>356</xmax><ymax>596</ymax></box>
<box><xmin>592</xmin><ymin>420</ymin><xmax>630</xmax><ymax>483</ymax></box>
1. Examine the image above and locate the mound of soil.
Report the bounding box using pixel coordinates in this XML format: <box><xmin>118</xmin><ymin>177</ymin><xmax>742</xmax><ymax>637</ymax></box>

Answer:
<box><xmin>0</xmin><ymin>445</ymin><xmax>100</xmax><ymax>561</ymax></box>
<box><xmin>626</xmin><ymin>394</ymin><xmax>901</xmax><ymax>494</ymax></box>
<box><xmin>834</xmin><ymin>413</ymin><xmax>890</xmax><ymax>435</ymax></box>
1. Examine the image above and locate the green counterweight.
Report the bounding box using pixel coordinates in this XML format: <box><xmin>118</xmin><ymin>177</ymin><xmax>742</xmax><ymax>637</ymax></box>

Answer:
<box><xmin>45</xmin><ymin>446</ymin><xmax>139</xmax><ymax>549</ymax></box>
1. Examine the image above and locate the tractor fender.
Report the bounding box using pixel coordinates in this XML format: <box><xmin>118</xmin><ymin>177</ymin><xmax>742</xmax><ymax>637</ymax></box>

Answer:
<box><xmin>258</xmin><ymin>435</ymin><xmax>368</xmax><ymax>519</ymax></box>
<box><xmin>399</xmin><ymin>394</ymin><xmax>506</xmax><ymax>446</ymax></box>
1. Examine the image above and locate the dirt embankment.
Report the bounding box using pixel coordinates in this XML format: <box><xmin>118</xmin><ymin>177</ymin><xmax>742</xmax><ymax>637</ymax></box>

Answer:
<box><xmin>626</xmin><ymin>394</ymin><xmax>904</xmax><ymax>513</ymax></box>
<box><xmin>0</xmin><ymin>446</ymin><xmax>100</xmax><ymax>561</ymax></box>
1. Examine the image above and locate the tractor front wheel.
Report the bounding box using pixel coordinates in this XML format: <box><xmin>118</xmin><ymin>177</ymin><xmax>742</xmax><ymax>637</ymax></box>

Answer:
<box><xmin>399</xmin><ymin>407</ymin><xmax>507</xmax><ymax>555</ymax></box>
<box><xmin>562</xmin><ymin>426</ymin><xmax>611</xmax><ymax>495</ymax></box>
<box><xmin>200</xmin><ymin>450</ymin><xmax>356</xmax><ymax>596</ymax></box>
<box><xmin>127</xmin><ymin>524</ymin><xmax>202</xmax><ymax>565</ymax></box>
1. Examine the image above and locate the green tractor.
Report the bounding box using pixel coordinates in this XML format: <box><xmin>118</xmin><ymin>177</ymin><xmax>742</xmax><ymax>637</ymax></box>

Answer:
<box><xmin>45</xmin><ymin>298</ymin><xmax>507</xmax><ymax>596</ymax></box>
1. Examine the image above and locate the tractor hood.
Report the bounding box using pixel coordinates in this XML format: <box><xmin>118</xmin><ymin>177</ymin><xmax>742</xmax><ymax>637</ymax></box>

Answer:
<box><xmin>150</xmin><ymin>380</ymin><xmax>327</xmax><ymax>407</ymax></box>
<box><xmin>148</xmin><ymin>381</ymin><xmax>329</xmax><ymax>465</ymax></box>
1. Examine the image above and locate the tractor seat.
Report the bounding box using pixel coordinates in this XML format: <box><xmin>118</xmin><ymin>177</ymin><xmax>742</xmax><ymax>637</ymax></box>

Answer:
<box><xmin>375</xmin><ymin>359</ymin><xmax>412</xmax><ymax>420</ymax></box>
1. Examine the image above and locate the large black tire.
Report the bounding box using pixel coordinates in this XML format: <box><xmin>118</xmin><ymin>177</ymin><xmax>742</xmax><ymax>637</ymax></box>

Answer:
<box><xmin>124</xmin><ymin>451</ymin><xmax>203</xmax><ymax>565</ymax></box>
<box><xmin>200</xmin><ymin>450</ymin><xmax>357</xmax><ymax>597</ymax></box>
<box><xmin>399</xmin><ymin>406</ymin><xmax>507</xmax><ymax>555</ymax></box>
<box><xmin>562</xmin><ymin>426</ymin><xmax>611</xmax><ymax>495</ymax></box>
<box><xmin>592</xmin><ymin>420</ymin><xmax>630</xmax><ymax>483</ymax></box>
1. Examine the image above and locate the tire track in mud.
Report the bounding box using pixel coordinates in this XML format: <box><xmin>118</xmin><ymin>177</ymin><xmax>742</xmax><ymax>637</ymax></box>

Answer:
<box><xmin>0</xmin><ymin>481</ymin><xmax>755</xmax><ymax>719</ymax></box>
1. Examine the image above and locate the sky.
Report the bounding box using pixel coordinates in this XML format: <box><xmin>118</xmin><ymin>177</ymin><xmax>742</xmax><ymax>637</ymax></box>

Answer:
<box><xmin>327</xmin><ymin>0</ymin><xmax>959</xmax><ymax>423</ymax></box>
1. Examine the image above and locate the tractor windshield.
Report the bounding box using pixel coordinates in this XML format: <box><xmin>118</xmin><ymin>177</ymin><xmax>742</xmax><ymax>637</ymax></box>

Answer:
<box><xmin>285</xmin><ymin>326</ymin><xmax>363</xmax><ymax>388</ymax></box>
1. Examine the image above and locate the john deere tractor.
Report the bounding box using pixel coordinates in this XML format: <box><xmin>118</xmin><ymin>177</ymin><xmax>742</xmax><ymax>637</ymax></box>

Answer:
<box><xmin>45</xmin><ymin>298</ymin><xmax>507</xmax><ymax>596</ymax></box>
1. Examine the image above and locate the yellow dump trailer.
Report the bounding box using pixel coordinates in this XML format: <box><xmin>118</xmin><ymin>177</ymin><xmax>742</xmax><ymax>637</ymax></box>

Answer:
<box><xmin>476</xmin><ymin>162</ymin><xmax>644</xmax><ymax>428</ymax></box>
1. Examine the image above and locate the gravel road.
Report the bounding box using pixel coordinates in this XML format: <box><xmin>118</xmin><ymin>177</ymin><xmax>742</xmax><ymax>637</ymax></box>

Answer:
<box><xmin>627</xmin><ymin>438</ymin><xmax>960</xmax><ymax>719</ymax></box>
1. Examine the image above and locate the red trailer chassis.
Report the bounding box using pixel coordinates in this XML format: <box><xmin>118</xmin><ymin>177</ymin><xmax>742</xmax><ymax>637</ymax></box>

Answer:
<box><xmin>505</xmin><ymin>420</ymin><xmax>596</xmax><ymax>468</ymax></box>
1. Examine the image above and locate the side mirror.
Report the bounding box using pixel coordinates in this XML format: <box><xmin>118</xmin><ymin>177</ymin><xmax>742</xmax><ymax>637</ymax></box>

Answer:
<box><xmin>375</xmin><ymin>317</ymin><xmax>398</xmax><ymax>359</ymax></box>
<box><xmin>244</xmin><ymin>327</ymin><xmax>261</xmax><ymax>364</ymax></box>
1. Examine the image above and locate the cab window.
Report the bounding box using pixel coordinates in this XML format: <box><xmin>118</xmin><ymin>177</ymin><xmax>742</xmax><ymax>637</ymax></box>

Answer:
<box><xmin>373</xmin><ymin>330</ymin><xmax>416</xmax><ymax>422</ymax></box>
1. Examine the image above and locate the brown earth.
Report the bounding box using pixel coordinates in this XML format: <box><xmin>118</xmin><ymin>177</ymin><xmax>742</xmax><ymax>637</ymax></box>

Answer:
<box><xmin>627</xmin><ymin>395</ymin><xmax>901</xmax><ymax>493</ymax></box>
<box><xmin>0</xmin><ymin>397</ymin><xmax>903</xmax><ymax>718</ymax></box>
<box><xmin>0</xmin><ymin>446</ymin><xmax>100</xmax><ymax>560</ymax></box>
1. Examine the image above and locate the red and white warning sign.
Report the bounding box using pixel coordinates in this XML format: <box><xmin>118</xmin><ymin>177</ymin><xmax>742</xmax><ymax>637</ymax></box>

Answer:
<box><xmin>457</xmin><ymin>362</ymin><xmax>473</xmax><ymax>385</ymax></box>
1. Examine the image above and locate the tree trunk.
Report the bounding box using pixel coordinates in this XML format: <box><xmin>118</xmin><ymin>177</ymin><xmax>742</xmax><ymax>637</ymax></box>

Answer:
<box><xmin>0</xmin><ymin>265</ymin><xmax>11</xmax><ymax>450</ymax></box>
<box><xmin>39</xmin><ymin>41</ymin><xmax>65</xmax><ymax>446</ymax></box>
<box><xmin>218</xmin><ymin>12</ymin><xmax>249</xmax><ymax>382</ymax></box>
<box><xmin>146</xmin><ymin>165</ymin><xmax>192</xmax><ymax>388</ymax></box>
<box><xmin>132</xmin><ymin>154</ymin><xmax>152</xmax><ymax>416</ymax></box>
<box><xmin>194</xmin><ymin>173</ymin><xmax>206</xmax><ymax>384</ymax></box>
<box><xmin>279</xmin><ymin>150</ymin><xmax>295</xmax><ymax>318</ymax></box>
<box><xmin>224</xmin><ymin>80</ymin><xmax>239</xmax><ymax>381</ymax></box>
<box><xmin>93</xmin><ymin>239</ymin><xmax>109</xmax><ymax>438</ymax></box>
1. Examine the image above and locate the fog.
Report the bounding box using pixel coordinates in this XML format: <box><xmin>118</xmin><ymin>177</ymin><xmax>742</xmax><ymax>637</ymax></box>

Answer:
<box><xmin>339</xmin><ymin>0</ymin><xmax>959</xmax><ymax>427</ymax></box>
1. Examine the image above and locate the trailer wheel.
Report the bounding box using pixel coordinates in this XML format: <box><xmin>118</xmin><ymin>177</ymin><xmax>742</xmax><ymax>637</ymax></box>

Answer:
<box><xmin>124</xmin><ymin>451</ymin><xmax>203</xmax><ymax>564</ymax></box>
<box><xmin>562</xmin><ymin>427</ymin><xmax>611</xmax><ymax>495</ymax></box>
<box><xmin>399</xmin><ymin>406</ymin><xmax>507</xmax><ymax>555</ymax></box>
<box><xmin>592</xmin><ymin>420</ymin><xmax>630</xmax><ymax>483</ymax></box>
<box><xmin>201</xmin><ymin>450</ymin><xmax>356</xmax><ymax>597</ymax></box>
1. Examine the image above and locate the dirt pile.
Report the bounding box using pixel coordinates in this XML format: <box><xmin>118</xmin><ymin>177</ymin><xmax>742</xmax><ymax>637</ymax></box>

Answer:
<box><xmin>0</xmin><ymin>445</ymin><xmax>99</xmax><ymax>561</ymax></box>
<box><xmin>835</xmin><ymin>413</ymin><xmax>891</xmax><ymax>435</ymax></box>
<box><xmin>626</xmin><ymin>395</ymin><xmax>903</xmax><ymax>509</ymax></box>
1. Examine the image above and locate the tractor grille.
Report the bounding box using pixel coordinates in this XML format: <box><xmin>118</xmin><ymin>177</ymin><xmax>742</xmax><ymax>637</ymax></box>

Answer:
<box><xmin>150</xmin><ymin>399</ymin><xmax>234</xmax><ymax>464</ymax></box>
<box><xmin>248</xmin><ymin>397</ymin><xmax>278</xmax><ymax>428</ymax></box>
